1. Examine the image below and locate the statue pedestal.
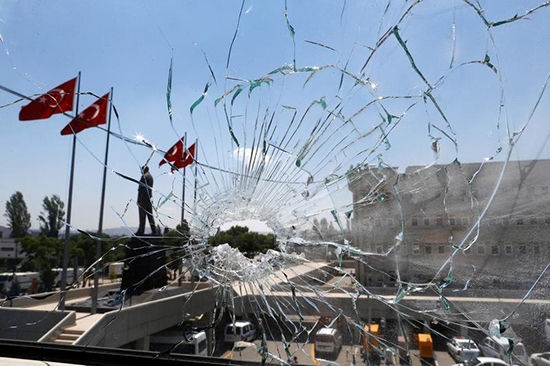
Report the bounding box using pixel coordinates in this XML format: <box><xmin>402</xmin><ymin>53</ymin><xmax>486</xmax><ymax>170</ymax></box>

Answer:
<box><xmin>121</xmin><ymin>237</ymin><xmax>167</xmax><ymax>297</ymax></box>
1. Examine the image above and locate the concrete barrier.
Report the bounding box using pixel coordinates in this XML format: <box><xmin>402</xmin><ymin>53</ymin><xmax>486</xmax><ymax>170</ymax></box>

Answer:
<box><xmin>2</xmin><ymin>283</ymin><xmax>120</xmax><ymax>309</ymax></box>
<box><xmin>75</xmin><ymin>285</ymin><xmax>218</xmax><ymax>348</ymax></box>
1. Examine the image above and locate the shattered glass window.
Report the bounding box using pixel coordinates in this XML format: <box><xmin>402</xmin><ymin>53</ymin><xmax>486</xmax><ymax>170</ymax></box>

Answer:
<box><xmin>1</xmin><ymin>1</ymin><xmax>550</xmax><ymax>365</ymax></box>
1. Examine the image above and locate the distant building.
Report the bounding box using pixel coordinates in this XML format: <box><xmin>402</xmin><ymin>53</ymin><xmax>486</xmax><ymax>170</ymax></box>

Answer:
<box><xmin>347</xmin><ymin>159</ymin><xmax>550</xmax><ymax>291</ymax></box>
<box><xmin>0</xmin><ymin>239</ymin><xmax>26</xmax><ymax>260</ymax></box>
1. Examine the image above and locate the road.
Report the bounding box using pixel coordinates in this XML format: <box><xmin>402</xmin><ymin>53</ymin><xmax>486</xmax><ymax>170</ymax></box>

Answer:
<box><xmin>219</xmin><ymin>341</ymin><xmax>363</xmax><ymax>365</ymax></box>
<box><xmin>217</xmin><ymin>341</ymin><xmax>458</xmax><ymax>366</ymax></box>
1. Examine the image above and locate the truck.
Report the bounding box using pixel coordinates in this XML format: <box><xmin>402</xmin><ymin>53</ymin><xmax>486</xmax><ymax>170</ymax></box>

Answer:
<box><xmin>363</xmin><ymin>323</ymin><xmax>382</xmax><ymax>352</ymax></box>
<box><xmin>53</xmin><ymin>267</ymin><xmax>85</xmax><ymax>287</ymax></box>
<box><xmin>314</xmin><ymin>327</ymin><xmax>343</xmax><ymax>359</ymax></box>
<box><xmin>0</xmin><ymin>272</ymin><xmax>40</xmax><ymax>295</ymax></box>
<box><xmin>413</xmin><ymin>333</ymin><xmax>433</xmax><ymax>359</ymax></box>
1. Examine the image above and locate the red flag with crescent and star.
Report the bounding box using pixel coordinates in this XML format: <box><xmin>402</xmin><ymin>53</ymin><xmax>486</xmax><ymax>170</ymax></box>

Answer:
<box><xmin>159</xmin><ymin>136</ymin><xmax>185</xmax><ymax>167</ymax></box>
<box><xmin>159</xmin><ymin>137</ymin><xmax>196</xmax><ymax>172</ymax></box>
<box><xmin>171</xmin><ymin>142</ymin><xmax>195</xmax><ymax>172</ymax></box>
<box><xmin>19</xmin><ymin>77</ymin><xmax>77</xmax><ymax>121</ymax></box>
<box><xmin>60</xmin><ymin>93</ymin><xmax>110</xmax><ymax>135</ymax></box>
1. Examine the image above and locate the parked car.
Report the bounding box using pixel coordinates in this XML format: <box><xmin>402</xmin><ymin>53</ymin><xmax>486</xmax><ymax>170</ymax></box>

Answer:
<box><xmin>453</xmin><ymin>356</ymin><xmax>518</xmax><ymax>366</ymax></box>
<box><xmin>224</xmin><ymin>321</ymin><xmax>256</xmax><ymax>343</ymax></box>
<box><xmin>530</xmin><ymin>352</ymin><xmax>550</xmax><ymax>366</ymax></box>
<box><xmin>447</xmin><ymin>337</ymin><xmax>480</xmax><ymax>362</ymax></box>
<box><xmin>478</xmin><ymin>336</ymin><xmax>527</xmax><ymax>365</ymax></box>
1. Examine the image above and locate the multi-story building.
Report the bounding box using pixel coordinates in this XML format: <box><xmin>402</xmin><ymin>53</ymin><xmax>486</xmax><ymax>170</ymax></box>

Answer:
<box><xmin>347</xmin><ymin>159</ymin><xmax>550</xmax><ymax>292</ymax></box>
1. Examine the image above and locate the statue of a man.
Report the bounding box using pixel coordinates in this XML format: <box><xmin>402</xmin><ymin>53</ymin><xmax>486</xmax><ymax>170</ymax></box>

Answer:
<box><xmin>136</xmin><ymin>165</ymin><xmax>157</xmax><ymax>235</ymax></box>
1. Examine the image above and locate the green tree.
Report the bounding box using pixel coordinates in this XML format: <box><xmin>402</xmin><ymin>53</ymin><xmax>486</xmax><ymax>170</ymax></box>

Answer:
<box><xmin>208</xmin><ymin>225</ymin><xmax>276</xmax><ymax>258</ymax></box>
<box><xmin>5</xmin><ymin>191</ymin><xmax>31</xmax><ymax>238</ymax></box>
<box><xmin>38</xmin><ymin>194</ymin><xmax>65</xmax><ymax>238</ymax></box>
<box><xmin>19</xmin><ymin>236</ymin><xmax>63</xmax><ymax>291</ymax></box>
<box><xmin>69</xmin><ymin>232</ymin><xmax>111</xmax><ymax>268</ymax></box>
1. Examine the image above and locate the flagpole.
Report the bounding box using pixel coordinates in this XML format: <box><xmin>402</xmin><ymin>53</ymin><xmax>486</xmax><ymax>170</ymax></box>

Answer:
<box><xmin>193</xmin><ymin>138</ymin><xmax>199</xmax><ymax>206</ymax></box>
<box><xmin>181</xmin><ymin>132</ymin><xmax>187</xmax><ymax>225</ymax></box>
<box><xmin>92</xmin><ymin>88</ymin><xmax>113</xmax><ymax>314</ymax></box>
<box><xmin>178</xmin><ymin>132</ymin><xmax>187</xmax><ymax>287</ymax></box>
<box><xmin>59</xmin><ymin>72</ymin><xmax>81</xmax><ymax>311</ymax></box>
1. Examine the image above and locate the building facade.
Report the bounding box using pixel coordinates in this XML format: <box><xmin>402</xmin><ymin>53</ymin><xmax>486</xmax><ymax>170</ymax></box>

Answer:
<box><xmin>347</xmin><ymin>159</ymin><xmax>550</xmax><ymax>292</ymax></box>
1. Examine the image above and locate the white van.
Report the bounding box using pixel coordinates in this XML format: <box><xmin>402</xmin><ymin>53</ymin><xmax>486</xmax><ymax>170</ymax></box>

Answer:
<box><xmin>178</xmin><ymin>331</ymin><xmax>207</xmax><ymax>356</ymax></box>
<box><xmin>224</xmin><ymin>321</ymin><xmax>256</xmax><ymax>343</ymax></box>
<box><xmin>150</xmin><ymin>330</ymin><xmax>207</xmax><ymax>356</ymax></box>
<box><xmin>479</xmin><ymin>336</ymin><xmax>527</xmax><ymax>365</ymax></box>
<box><xmin>314</xmin><ymin>328</ymin><xmax>343</xmax><ymax>358</ymax></box>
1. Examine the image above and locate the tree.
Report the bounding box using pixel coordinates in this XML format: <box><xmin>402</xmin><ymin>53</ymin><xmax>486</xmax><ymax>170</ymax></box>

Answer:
<box><xmin>38</xmin><ymin>194</ymin><xmax>65</xmax><ymax>238</ymax></box>
<box><xmin>5</xmin><ymin>191</ymin><xmax>31</xmax><ymax>238</ymax></box>
<box><xmin>208</xmin><ymin>225</ymin><xmax>276</xmax><ymax>258</ymax></box>
<box><xmin>19</xmin><ymin>236</ymin><xmax>63</xmax><ymax>291</ymax></box>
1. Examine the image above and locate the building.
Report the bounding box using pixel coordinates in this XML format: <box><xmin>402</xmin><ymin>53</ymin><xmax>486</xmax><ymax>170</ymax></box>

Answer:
<box><xmin>347</xmin><ymin>159</ymin><xmax>550</xmax><ymax>292</ymax></box>
<box><xmin>0</xmin><ymin>238</ymin><xmax>26</xmax><ymax>260</ymax></box>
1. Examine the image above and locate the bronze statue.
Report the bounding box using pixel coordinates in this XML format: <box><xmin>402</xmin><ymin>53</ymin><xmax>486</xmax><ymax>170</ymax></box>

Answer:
<box><xmin>136</xmin><ymin>165</ymin><xmax>157</xmax><ymax>235</ymax></box>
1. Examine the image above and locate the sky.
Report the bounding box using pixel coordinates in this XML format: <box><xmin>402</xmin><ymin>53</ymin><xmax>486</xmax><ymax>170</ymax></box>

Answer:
<box><xmin>0</xmin><ymin>1</ymin><xmax>549</xmax><ymax>234</ymax></box>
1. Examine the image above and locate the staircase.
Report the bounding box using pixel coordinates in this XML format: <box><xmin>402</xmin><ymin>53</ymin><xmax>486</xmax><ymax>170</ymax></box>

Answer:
<box><xmin>52</xmin><ymin>326</ymin><xmax>85</xmax><ymax>345</ymax></box>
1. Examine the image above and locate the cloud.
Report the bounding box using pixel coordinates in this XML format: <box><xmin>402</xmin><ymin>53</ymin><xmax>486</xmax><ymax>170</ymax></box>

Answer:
<box><xmin>232</xmin><ymin>147</ymin><xmax>272</xmax><ymax>164</ymax></box>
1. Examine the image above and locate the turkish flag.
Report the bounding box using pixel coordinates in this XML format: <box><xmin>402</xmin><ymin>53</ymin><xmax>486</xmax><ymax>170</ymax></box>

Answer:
<box><xmin>159</xmin><ymin>136</ymin><xmax>185</xmax><ymax>167</ymax></box>
<box><xmin>19</xmin><ymin>77</ymin><xmax>77</xmax><ymax>121</ymax></box>
<box><xmin>171</xmin><ymin>142</ymin><xmax>196</xmax><ymax>172</ymax></box>
<box><xmin>160</xmin><ymin>138</ymin><xmax>195</xmax><ymax>172</ymax></box>
<box><xmin>60</xmin><ymin>93</ymin><xmax>109</xmax><ymax>135</ymax></box>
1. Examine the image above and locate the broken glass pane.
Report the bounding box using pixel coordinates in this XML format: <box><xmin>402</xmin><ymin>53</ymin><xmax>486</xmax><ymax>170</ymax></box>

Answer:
<box><xmin>0</xmin><ymin>1</ymin><xmax>550</xmax><ymax>365</ymax></box>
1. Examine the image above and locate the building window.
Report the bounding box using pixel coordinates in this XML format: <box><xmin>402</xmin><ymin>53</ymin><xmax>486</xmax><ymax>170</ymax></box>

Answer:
<box><xmin>425</xmin><ymin>244</ymin><xmax>432</xmax><ymax>254</ymax></box>
<box><xmin>519</xmin><ymin>245</ymin><xmax>526</xmax><ymax>255</ymax></box>
<box><xmin>424</xmin><ymin>218</ymin><xmax>430</xmax><ymax>226</ymax></box>
<box><xmin>534</xmin><ymin>245</ymin><xmax>540</xmax><ymax>256</ymax></box>
<box><xmin>491</xmin><ymin>245</ymin><xmax>499</xmax><ymax>255</ymax></box>
<box><xmin>438</xmin><ymin>245</ymin><xmax>445</xmax><ymax>254</ymax></box>
<box><xmin>411</xmin><ymin>218</ymin><xmax>418</xmax><ymax>227</ymax></box>
<box><xmin>376</xmin><ymin>244</ymin><xmax>383</xmax><ymax>254</ymax></box>
<box><xmin>449</xmin><ymin>218</ymin><xmax>456</xmax><ymax>226</ymax></box>
<box><xmin>0</xmin><ymin>247</ymin><xmax>14</xmax><ymax>251</ymax></box>
<box><xmin>505</xmin><ymin>245</ymin><xmax>512</xmax><ymax>255</ymax></box>
<box><xmin>478</xmin><ymin>244</ymin><xmax>485</xmax><ymax>255</ymax></box>
<box><xmin>436</xmin><ymin>217</ymin><xmax>443</xmax><ymax>226</ymax></box>
<box><xmin>412</xmin><ymin>243</ymin><xmax>420</xmax><ymax>255</ymax></box>
<box><xmin>516</xmin><ymin>218</ymin><xmax>524</xmax><ymax>225</ymax></box>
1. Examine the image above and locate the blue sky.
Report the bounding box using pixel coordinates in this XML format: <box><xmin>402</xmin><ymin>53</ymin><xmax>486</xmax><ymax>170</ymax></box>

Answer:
<box><xmin>0</xmin><ymin>1</ymin><xmax>549</xmax><ymax>233</ymax></box>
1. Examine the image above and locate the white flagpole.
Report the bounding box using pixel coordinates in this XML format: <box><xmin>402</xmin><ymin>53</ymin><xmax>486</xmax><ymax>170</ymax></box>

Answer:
<box><xmin>59</xmin><ymin>72</ymin><xmax>81</xmax><ymax>311</ymax></box>
<box><xmin>181</xmin><ymin>132</ymin><xmax>188</xmax><ymax>224</ymax></box>
<box><xmin>193</xmin><ymin>138</ymin><xmax>199</xmax><ymax>206</ymax></box>
<box><xmin>178</xmin><ymin>132</ymin><xmax>187</xmax><ymax>287</ymax></box>
<box><xmin>91</xmin><ymin>88</ymin><xmax>113</xmax><ymax>314</ymax></box>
